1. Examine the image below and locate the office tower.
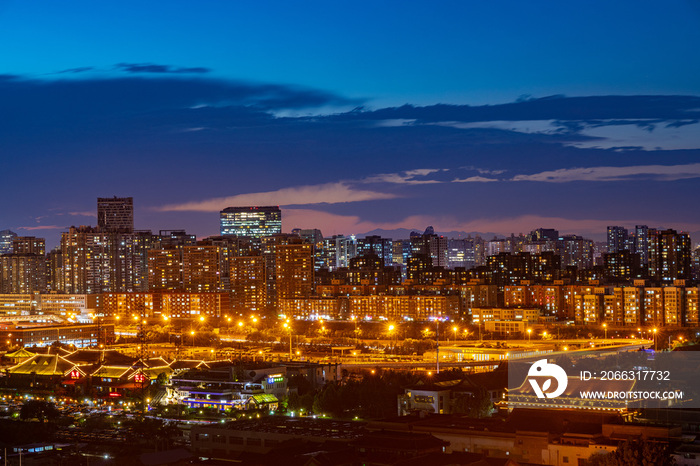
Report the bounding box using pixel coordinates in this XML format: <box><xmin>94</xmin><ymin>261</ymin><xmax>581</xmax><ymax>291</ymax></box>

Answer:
<box><xmin>607</xmin><ymin>226</ymin><xmax>628</xmax><ymax>253</ymax></box>
<box><xmin>220</xmin><ymin>206</ymin><xmax>282</xmax><ymax>238</ymax></box>
<box><xmin>276</xmin><ymin>239</ymin><xmax>314</xmax><ymax>300</ymax></box>
<box><xmin>97</xmin><ymin>196</ymin><xmax>134</xmax><ymax>232</ymax></box>
<box><xmin>648</xmin><ymin>229</ymin><xmax>691</xmax><ymax>283</ymax></box>
<box><xmin>356</xmin><ymin>235</ymin><xmax>394</xmax><ymax>267</ymax></box>
<box><xmin>147</xmin><ymin>249</ymin><xmax>183</xmax><ymax>290</ymax></box>
<box><xmin>230</xmin><ymin>255</ymin><xmax>267</xmax><ymax>315</ymax></box>
<box><xmin>634</xmin><ymin>225</ymin><xmax>650</xmax><ymax>265</ymax></box>
<box><xmin>182</xmin><ymin>244</ymin><xmax>222</xmax><ymax>292</ymax></box>
<box><xmin>0</xmin><ymin>230</ymin><xmax>17</xmax><ymax>255</ymax></box>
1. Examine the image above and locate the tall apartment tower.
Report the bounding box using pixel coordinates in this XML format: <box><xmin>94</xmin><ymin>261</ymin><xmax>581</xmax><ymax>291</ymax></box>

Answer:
<box><xmin>276</xmin><ymin>239</ymin><xmax>314</xmax><ymax>300</ymax></box>
<box><xmin>182</xmin><ymin>244</ymin><xmax>222</xmax><ymax>292</ymax></box>
<box><xmin>230</xmin><ymin>255</ymin><xmax>267</xmax><ymax>316</ymax></box>
<box><xmin>634</xmin><ymin>225</ymin><xmax>650</xmax><ymax>265</ymax></box>
<box><xmin>607</xmin><ymin>226</ymin><xmax>628</xmax><ymax>253</ymax></box>
<box><xmin>98</xmin><ymin>196</ymin><xmax>134</xmax><ymax>232</ymax></box>
<box><xmin>648</xmin><ymin>229</ymin><xmax>691</xmax><ymax>283</ymax></box>
<box><xmin>0</xmin><ymin>237</ymin><xmax>47</xmax><ymax>293</ymax></box>
<box><xmin>220</xmin><ymin>206</ymin><xmax>281</xmax><ymax>238</ymax></box>
<box><xmin>61</xmin><ymin>226</ymin><xmax>112</xmax><ymax>294</ymax></box>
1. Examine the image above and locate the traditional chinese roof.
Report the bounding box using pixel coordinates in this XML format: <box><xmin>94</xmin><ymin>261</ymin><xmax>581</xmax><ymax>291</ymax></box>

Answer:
<box><xmin>3</xmin><ymin>348</ymin><xmax>36</xmax><ymax>361</ymax></box>
<box><xmin>506</xmin><ymin>376</ymin><xmax>635</xmax><ymax>411</ymax></box>
<box><xmin>7</xmin><ymin>354</ymin><xmax>83</xmax><ymax>377</ymax></box>
<box><xmin>169</xmin><ymin>359</ymin><xmax>210</xmax><ymax>371</ymax></box>
<box><xmin>64</xmin><ymin>349</ymin><xmax>135</xmax><ymax>366</ymax></box>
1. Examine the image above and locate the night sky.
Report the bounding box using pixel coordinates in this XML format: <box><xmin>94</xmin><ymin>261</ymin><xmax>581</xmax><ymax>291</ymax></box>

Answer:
<box><xmin>2</xmin><ymin>1</ymin><xmax>700</xmax><ymax>248</ymax></box>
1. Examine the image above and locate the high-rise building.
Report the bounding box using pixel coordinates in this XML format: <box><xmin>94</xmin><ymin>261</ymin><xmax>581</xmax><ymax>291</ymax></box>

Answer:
<box><xmin>182</xmin><ymin>244</ymin><xmax>222</xmax><ymax>292</ymax></box>
<box><xmin>634</xmin><ymin>225</ymin><xmax>650</xmax><ymax>265</ymax></box>
<box><xmin>46</xmin><ymin>247</ymin><xmax>63</xmax><ymax>292</ymax></box>
<box><xmin>356</xmin><ymin>235</ymin><xmax>394</xmax><ymax>267</ymax></box>
<box><xmin>111</xmin><ymin>231</ymin><xmax>154</xmax><ymax>292</ymax></box>
<box><xmin>0</xmin><ymin>255</ymin><xmax>47</xmax><ymax>293</ymax></box>
<box><xmin>147</xmin><ymin>249</ymin><xmax>183</xmax><ymax>290</ymax></box>
<box><xmin>230</xmin><ymin>255</ymin><xmax>267</xmax><ymax>316</ymax></box>
<box><xmin>447</xmin><ymin>238</ymin><xmax>475</xmax><ymax>269</ymax></box>
<box><xmin>61</xmin><ymin>226</ymin><xmax>112</xmax><ymax>294</ymax></box>
<box><xmin>12</xmin><ymin>237</ymin><xmax>45</xmax><ymax>255</ymax></box>
<box><xmin>648</xmin><ymin>229</ymin><xmax>691</xmax><ymax>283</ymax></box>
<box><xmin>97</xmin><ymin>196</ymin><xmax>134</xmax><ymax>232</ymax></box>
<box><xmin>607</xmin><ymin>226</ymin><xmax>628</xmax><ymax>254</ymax></box>
<box><xmin>557</xmin><ymin>235</ymin><xmax>594</xmax><ymax>269</ymax></box>
<box><xmin>276</xmin><ymin>240</ymin><xmax>314</xmax><ymax>300</ymax></box>
<box><xmin>0</xmin><ymin>230</ymin><xmax>17</xmax><ymax>255</ymax></box>
<box><xmin>410</xmin><ymin>227</ymin><xmax>447</xmax><ymax>267</ymax></box>
<box><xmin>0</xmin><ymin>236</ymin><xmax>47</xmax><ymax>293</ymax></box>
<box><xmin>318</xmin><ymin>235</ymin><xmax>356</xmax><ymax>271</ymax></box>
<box><xmin>292</xmin><ymin>228</ymin><xmax>324</xmax><ymax>246</ymax></box>
<box><xmin>220</xmin><ymin>206</ymin><xmax>282</xmax><ymax>238</ymax></box>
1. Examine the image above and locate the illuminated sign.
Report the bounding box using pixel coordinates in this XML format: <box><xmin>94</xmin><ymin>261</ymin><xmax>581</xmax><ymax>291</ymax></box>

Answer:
<box><xmin>134</xmin><ymin>373</ymin><xmax>146</xmax><ymax>383</ymax></box>
<box><xmin>69</xmin><ymin>370</ymin><xmax>81</xmax><ymax>379</ymax></box>
<box><xmin>108</xmin><ymin>392</ymin><xmax>122</xmax><ymax>397</ymax></box>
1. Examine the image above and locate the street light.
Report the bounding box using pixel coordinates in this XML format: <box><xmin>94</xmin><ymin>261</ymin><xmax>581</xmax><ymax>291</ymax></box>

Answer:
<box><xmin>283</xmin><ymin>322</ymin><xmax>292</xmax><ymax>359</ymax></box>
<box><xmin>603</xmin><ymin>323</ymin><xmax>607</xmax><ymax>341</ymax></box>
<box><xmin>653</xmin><ymin>328</ymin><xmax>658</xmax><ymax>351</ymax></box>
<box><xmin>452</xmin><ymin>326</ymin><xmax>458</xmax><ymax>344</ymax></box>
<box><xmin>527</xmin><ymin>328</ymin><xmax>532</xmax><ymax>344</ymax></box>
<box><xmin>351</xmin><ymin>315</ymin><xmax>358</xmax><ymax>345</ymax></box>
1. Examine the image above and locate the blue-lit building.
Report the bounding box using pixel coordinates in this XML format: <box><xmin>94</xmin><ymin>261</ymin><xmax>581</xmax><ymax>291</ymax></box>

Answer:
<box><xmin>220</xmin><ymin>206</ymin><xmax>282</xmax><ymax>238</ymax></box>
<box><xmin>0</xmin><ymin>229</ymin><xmax>17</xmax><ymax>255</ymax></box>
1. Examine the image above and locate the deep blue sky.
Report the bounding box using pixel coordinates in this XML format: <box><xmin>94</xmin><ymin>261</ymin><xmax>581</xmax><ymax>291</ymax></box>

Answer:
<box><xmin>2</xmin><ymin>1</ymin><xmax>700</xmax><ymax>248</ymax></box>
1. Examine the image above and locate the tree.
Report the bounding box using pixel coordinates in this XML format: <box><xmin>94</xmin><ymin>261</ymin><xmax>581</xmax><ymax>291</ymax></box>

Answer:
<box><xmin>588</xmin><ymin>439</ymin><xmax>674</xmax><ymax>466</ymax></box>
<box><xmin>156</xmin><ymin>371</ymin><xmax>169</xmax><ymax>386</ymax></box>
<box><xmin>451</xmin><ymin>388</ymin><xmax>493</xmax><ymax>418</ymax></box>
<box><xmin>313</xmin><ymin>383</ymin><xmax>342</xmax><ymax>417</ymax></box>
<box><xmin>19</xmin><ymin>400</ymin><xmax>59</xmax><ymax>422</ymax></box>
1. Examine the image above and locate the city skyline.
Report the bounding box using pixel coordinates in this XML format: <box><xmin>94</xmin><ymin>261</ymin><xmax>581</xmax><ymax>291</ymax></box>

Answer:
<box><xmin>3</xmin><ymin>2</ymin><xmax>700</xmax><ymax>249</ymax></box>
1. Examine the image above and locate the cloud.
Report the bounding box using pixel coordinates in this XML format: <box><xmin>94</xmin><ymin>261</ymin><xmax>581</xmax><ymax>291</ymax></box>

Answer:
<box><xmin>67</xmin><ymin>211</ymin><xmax>96</xmax><ymax>217</ymax></box>
<box><xmin>452</xmin><ymin>176</ymin><xmax>499</xmax><ymax>183</ymax></box>
<box><xmin>53</xmin><ymin>66</ymin><xmax>95</xmax><ymax>74</ymax></box>
<box><xmin>157</xmin><ymin>183</ymin><xmax>398</xmax><ymax>212</ymax></box>
<box><xmin>362</xmin><ymin>168</ymin><xmax>444</xmax><ymax>185</ymax></box>
<box><xmin>16</xmin><ymin>225</ymin><xmax>67</xmax><ymax>231</ymax></box>
<box><xmin>115</xmin><ymin>62</ymin><xmax>210</xmax><ymax>74</ymax></box>
<box><xmin>512</xmin><ymin>163</ymin><xmax>700</xmax><ymax>183</ymax></box>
